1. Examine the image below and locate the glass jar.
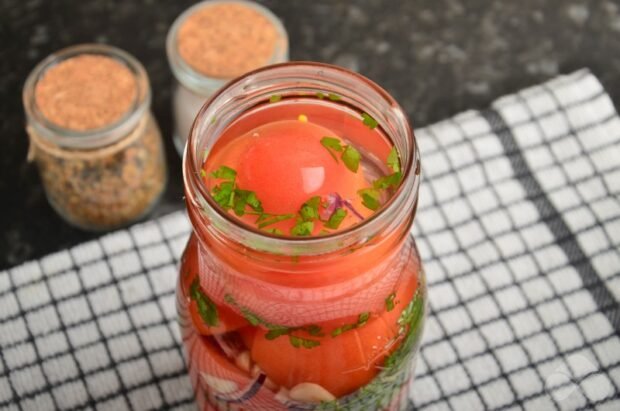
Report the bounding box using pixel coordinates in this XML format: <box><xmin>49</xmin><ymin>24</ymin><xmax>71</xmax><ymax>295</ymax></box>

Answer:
<box><xmin>166</xmin><ymin>0</ymin><xmax>289</xmax><ymax>155</ymax></box>
<box><xmin>177</xmin><ymin>62</ymin><xmax>425</xmax><ymax>411</ymax></box>
<box><xmin>23</xmin><ymin>44</ymin><xmax>167</xmax><ymax>231</ymax></box>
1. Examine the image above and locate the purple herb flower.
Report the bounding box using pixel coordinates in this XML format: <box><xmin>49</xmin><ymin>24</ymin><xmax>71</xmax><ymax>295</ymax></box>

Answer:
<box><xmin>321</xmin><ymin>193</ymin><xmax>364</xmax><ymax>221</ymax></box>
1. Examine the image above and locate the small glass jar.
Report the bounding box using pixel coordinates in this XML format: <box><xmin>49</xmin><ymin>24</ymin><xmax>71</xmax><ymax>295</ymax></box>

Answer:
<box><xmin>166</xmin><ymin>0</ymin><xmax>289</xmax><ymax>155</ymax></box>
<box><xmin>23</xmin><ymin>44</ymin><xmax>167</xmax><ymax>231</ymax></box>
<box><xmin>177</xmin><ymin>62</ymin><xmax>426</xmax><ymax>410</ymax></box>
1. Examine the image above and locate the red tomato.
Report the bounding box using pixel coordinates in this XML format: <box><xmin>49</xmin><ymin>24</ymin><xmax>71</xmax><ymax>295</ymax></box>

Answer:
<box><xmin>247</xmin><ymin>272</ymin><xmax>417</xmax><ymax>397</ymax></box>
<box><xmin>236</xmin><ymin>120</ymin><xmax>368</xmax><ymax>216</ymax></box>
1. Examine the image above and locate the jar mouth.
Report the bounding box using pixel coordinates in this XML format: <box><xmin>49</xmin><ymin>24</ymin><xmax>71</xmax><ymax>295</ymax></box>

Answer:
<box><xmin>183</xmin><ymin>61</ymin><xmax>420</xmax><ymax>255</ymax></box>
<box><xmin>22</xmin><ymin>43</ymin><xmax>151</xmax><ymax>149</ymax></box>
<box><xmin>166</xmin><ymin>0</ymin><xmax>289</xmax><ymax>96</ymax></box>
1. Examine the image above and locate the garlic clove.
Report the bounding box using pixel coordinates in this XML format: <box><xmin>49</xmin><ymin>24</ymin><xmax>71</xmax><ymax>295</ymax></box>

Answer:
<box><xmin>201</xmin><ymin>373</ymin><xmax>238</xmax><ymax>394</ymax></box>
<box><xmin>274</xmin><ymin>387</ymin><xmax>290</xmax><ymax>404</ymax></box>
<box><xmin>234</xmin><ymin>350</ymin><xmax>252</xmax><ymax>373</ymax></box>
<box><xmin>289</xmin><ymin>382</ymin><xmax>336</xmax><ymax>403</ymax></box>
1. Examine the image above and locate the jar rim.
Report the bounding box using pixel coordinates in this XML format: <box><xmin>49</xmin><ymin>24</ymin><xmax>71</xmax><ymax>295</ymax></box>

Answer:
<box><xmin>166</xmin><ymin>0</ymin><xmax>289</xmax><ymax>96</ymax></box>
<box><xmin>22</xmin><ymin>43</ymin><xmax>151</xmax><ymax>149</ymax></box>
<box><xmin>183</xmin><ymin>61</ymin><xmax>420</xmax><ymax>255</ymax></box>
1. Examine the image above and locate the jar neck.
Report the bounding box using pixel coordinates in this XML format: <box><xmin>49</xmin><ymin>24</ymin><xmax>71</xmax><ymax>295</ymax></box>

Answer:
<box><xmin>22</xmin><ymin>44</ymin><xmax>151</xmax><ymax>150</ymax></box>
<box><xmin>183</xmin><ymin>62</ymin><xmax>420</xmax><ymax>258</ymax></box>
<box><xmin>166</xmin><ymin>0</ymin><xmax>289</xmax><ymax>96</ymax></box>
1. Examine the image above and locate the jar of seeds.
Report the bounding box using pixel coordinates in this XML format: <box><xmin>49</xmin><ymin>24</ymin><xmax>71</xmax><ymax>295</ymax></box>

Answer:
<box><xmin>23</xmin><ymin>44</ymin><xmax>167</xmax><ymax>231</ymax></box>
<box><xmin>166</xmin><ymin>0</ymin><xmax>289</xmax><ymax>155</ymax></box>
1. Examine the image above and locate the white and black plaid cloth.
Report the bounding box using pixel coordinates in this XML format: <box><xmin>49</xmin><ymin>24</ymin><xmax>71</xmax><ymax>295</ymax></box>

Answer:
<box><xmin>1</xmin><ymin>69</ymin><xmax>619</xmax><ymax>411</ymax></box>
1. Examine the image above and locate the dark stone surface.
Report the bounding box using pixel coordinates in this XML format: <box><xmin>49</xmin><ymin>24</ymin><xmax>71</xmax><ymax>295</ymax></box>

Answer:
<box><xmin>2</xmin><ymin>0</ymin><xmax>620</xmax><ymax>269</ymax></box>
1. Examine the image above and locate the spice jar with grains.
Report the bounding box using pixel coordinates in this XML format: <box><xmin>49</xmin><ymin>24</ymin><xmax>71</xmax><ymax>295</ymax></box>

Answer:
<box><xmin>166</xmin><ymin>0</ymin><xmax>289</xmax><ymax>155</ymax></box>
<box><xmin>23</xmin><ymin>44</ymin><xmax>167</xmax><ymax>231</ymax></box>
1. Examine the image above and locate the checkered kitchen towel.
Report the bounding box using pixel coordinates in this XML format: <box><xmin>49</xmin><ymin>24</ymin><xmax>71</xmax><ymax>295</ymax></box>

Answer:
<box><xmin>1</xmin><ymin>69</ymin><xmax>619</xmax><ymax>411</ymax></box>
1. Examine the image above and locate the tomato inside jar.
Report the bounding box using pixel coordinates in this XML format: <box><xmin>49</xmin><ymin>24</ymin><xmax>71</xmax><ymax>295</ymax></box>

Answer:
<box><xmin>179</xmin><ymin>63</ymin><xmax>426</xmax><ymax>411</ymax></box>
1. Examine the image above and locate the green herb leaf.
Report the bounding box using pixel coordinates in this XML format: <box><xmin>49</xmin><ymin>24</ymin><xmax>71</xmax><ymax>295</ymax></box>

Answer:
<box><xmin>242</xmin><ymin>310</ymin><xmax>261</xmax><ymax>326</ymax></box>
<box><xmin>233</xmin><ymin>194</ymin><xmax>247</xmax><ymax>216</ymax></box>
<box><xmin>320</xmin><ymin>137</ymin><xmax>343</xmax><ymax>152</ymax></box>
<box><xmin>289</xmin><ymin>335</ymin><xmax>302</xmax><ymax>348</ymax></box>
<box><xmin>244</xmin><ymin>191</ymin><xmax>263</xmax><ymax>212</ymax></box>
<box><xmin>302</xmin><ymin>338</ymin><xmax>321</xmax><ymax>349</ymax></box>
<box><xmin>265</xmin><ymin>327</ymin><xmax>291</xmax><ymax>340</ymax></box>
<box><xmin>387</xmin><ymin>146</ymin><xmax>401</xmax><ymax>173</ymax></box>
<box><xmin>210</xmin><ymin>165</ymin><xmax>237</xmax><ymax>181</ymax></box>
<box><xmin>300</xmin><ymin>196</ymin><xmax>321</xmax><ymax>221</ymax></box>
<box><xmin>331</xmin><ymin>327</ymin><xmax>343</xmax><ymax>337</ymax></box>
<box><xmin>200</xmin><ymin>169</ymin><xmax>207</xmax><ymax>178</ymax></box>
<box><xmin>330</xmin><ymin>313</ymin><xmax>370</xmax><ymax>338</ymax></box>
<box><xmin>320</xmin><ymin>137</ymin><xmax>344</xmax><ymax>163</ymax></box>
<box><xmin>306</xmin><ymin>325</ymin><xmax>323</xmax><ymax>336</ymax></box>
<box><xmin>269</xmin><ymin>95</ymin><xmax>282</xmax><ymax>103</ymax></box>
<box><xmin>224</xmin><ymin>294</ymin><xmax>262</xmax><ymax>326</ymax></box>
<box><xmin>385</xmin><ymin>292</ymin><xmax>396</xmax><ymax>312</ymax></box>
<box><xmin>361</xmin><ymin>112</ymin><xmax>379</xmax><ymax>129</ymax></box>
<box><xmin>290</xmin><ymin>220</ymin><xmax>314</xmax><ymax>236</ymax></box>
<box><xmin>288</xmin><ymin>334</ymin><xmax>321</xmax><ymax>349</ymax></box>
<box><xmin>325</xmin><ymin>208</ymin><xmax>347</xmax><ymax>229</ymax></box>
<box><xmin>212</xmin><ymin>181</ymin><xmax>236</xmax><ymax>209</ymax></box>
<box><xmin>233</xmin><ymin>189</ymin><xmax>263</xmax><ymax>216</ymax></box>
<box><xmin>373</xmin><ymin>172</ymin><xmax>402</xmax><ymax>190</ymax></box>
<box><xmin>264</xmin><ymin>228</ymin><xmax>284</xmax><ymax>235</ymax></box>
<box><xmin>189</xmin><ymin>279</ymin><xmax>219</xmax><ymax>327</ymax></box>
<box><xmin>256</xmin><ymin>213</ymin><xmax>296</xmax><ymax>228</ymax></box>
<box><xmin>316</xmin><ymin>92</ymin><xmax>325</xmax><ymax>100</ymax></box>
<box><xmin>358</xmin><ymin>188</ymin><xmax>381</xmax><ymax>211</ymax></box>
<box><xmin>224</xmin><ymin>293</ymin><xmax>296</xmax><ymax>331</ymax></box>
<box><xmin>255</xmin><ymin>213</ymin><xmax>269</xmax><ymax>223</ymax></box>
<box><xmin>342</xmin><ymin>145</ymin><xmax>361</xmax><ymax>173</ymax></box>
<box><xmin>327</xmin><ymin>93</ymin><xmax>341</xmax><ymax>101</ymax></box>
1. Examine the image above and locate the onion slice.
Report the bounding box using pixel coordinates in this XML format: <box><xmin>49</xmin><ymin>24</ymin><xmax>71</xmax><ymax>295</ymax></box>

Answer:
<box><xmin>321</xmin><ymin>192</ymin><xmax>364</xmax><ymax>222</ymax></box>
